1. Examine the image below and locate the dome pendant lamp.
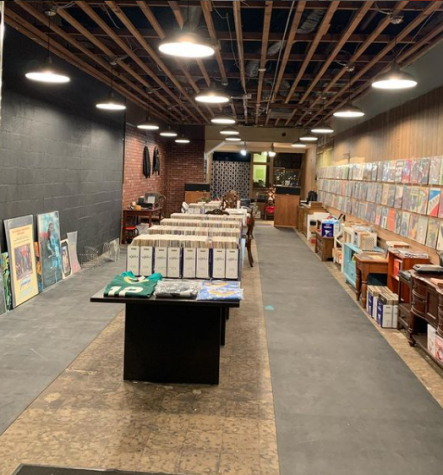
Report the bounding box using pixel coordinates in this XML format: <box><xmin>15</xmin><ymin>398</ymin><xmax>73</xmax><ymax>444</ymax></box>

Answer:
<box><xmin>137</xmin><ymin>115</ymin><xmax>159</xmax><ymax>130</ymax></box>
<box><xmin>25</xmin><ymin>10</ymin><xmax>70</xmax><ymax>84</ymax></box>
<box><xmin>196</xmin><ymin>84</ymin><xmax>230</xmax><ymax>104</ymax></box>
<box><xmin>333</xmin><ymin>66</ymin><xmax>365</xmax><ymax>119</ymax></box>
<box><xmin>220</xmin><ymin>126</ymin><xmax>239</xmax><ymax>136</ymax></box>
<box><xmin>211</xmin><ymin>116</ymin><xmax>236</xmax><ymax>125</ymax></box>
<box><xmin>96</xmin><ymin>91</ymin><xmax>126</xmax><ymax>111</ymax></box>
<box><xmin>159</xmin><ymin>14</ymin><xmax>215</xmax><ymax>59</ymax></box>
<box><xmin>160</xmin><ymin>125</ymin><xmax>178</xmax><ymax>137</ymax></box>
<box><xmin>372</xmin><ymin>63</ymin><xmax>417</xmax><ymax>90</ymax></box>
<box><xmin>268</xmin><ymin>143</ymin><xmax>276</xmax><ymax>158</ymax></box>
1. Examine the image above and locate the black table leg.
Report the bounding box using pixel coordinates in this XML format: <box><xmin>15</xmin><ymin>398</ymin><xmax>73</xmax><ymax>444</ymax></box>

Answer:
<box><xmin>124</xmin><ymin>303</ymin><xmax>222</xmax><ymax>385</ymax></box>
<box><xmin>221</xmin><ymin>310</ymin><xmax>226</xmax><ymax>347</ymax></box>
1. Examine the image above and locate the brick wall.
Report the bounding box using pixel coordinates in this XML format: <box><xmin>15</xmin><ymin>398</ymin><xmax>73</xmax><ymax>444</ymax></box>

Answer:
<box><xmin>123</xmin><ymin>124</ymin><xmax>205</xmax><ymax>215</ymax></box>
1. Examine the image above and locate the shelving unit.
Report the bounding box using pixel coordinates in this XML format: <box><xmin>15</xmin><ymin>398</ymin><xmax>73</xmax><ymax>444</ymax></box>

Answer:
<box><xmin>333</xmin><ymin>228</ymin><xmax>343</xmax><ymax>267</ymax></box>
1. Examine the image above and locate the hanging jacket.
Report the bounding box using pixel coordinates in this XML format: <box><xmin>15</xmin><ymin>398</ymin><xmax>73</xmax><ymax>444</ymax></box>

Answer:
<box><xmin>143</xmin><ymin>146</ymin><xmax>151</xmax><ymax>178</ymax></box>
<box><xmin>153</xmin><ymin>146</ymin><xmax>160</xmax><ymax>176</ymax></box>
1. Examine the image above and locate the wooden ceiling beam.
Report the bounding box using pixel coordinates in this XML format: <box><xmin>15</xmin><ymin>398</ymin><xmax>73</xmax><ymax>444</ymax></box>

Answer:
<box><xmin>76</xmin><ymin>1</ymin><xmax>196</xmax><ymax>123</ymax></box>
<box><xmin>271</xmin><ymin>1</ymin><xmax>306</xmax><ymax>101</ymax></box>
<box><xmin>256</xmin><ymin>1</ymin><xmax>273</xmax><ymax>125</ymax></box>
<box><xmin>104</xmin><ymin>1</ymin><xmax>207</xmax><ymax>123</ymax></box>
<box><xmin>4</xmin><ymin>11</ymin><xmax>157</xmax><ymax>118</ymax></box>
<box><xmin>168</xmin><ymin>1</ymin><xmax>184</xmax><ymax>28</ymax></box>
<box><xmin>305</xmin><ymin>0</ymin><xmax>442</xmax><ymax>128</ymax></box>
<box><xmin>232</xmin><ymin>1</ymin><xmax>248</xmax><ymax>124</ymax></box>
<box><xmin>136</xmin><ymin>0</ymin><xmax>214</xmax><ymax>117</ymax></box>
<box><xmin>294</xmin><ymin>0</ymin><xmax>409</xmax><ymax>127</ymax></box>
<box><xmin>298</xmin><ymin>1</ymin><xmax>373</xmax><ymax>105</ymax></box>
<box><xmin>285</xmin><ymin>1</ymin><xmax>340</xmax><ymax>106</ymax></box>
<box><xmin>27</xmin><ymin>4</ymin><xmax>174</xmax><ymax>122</ymax></box>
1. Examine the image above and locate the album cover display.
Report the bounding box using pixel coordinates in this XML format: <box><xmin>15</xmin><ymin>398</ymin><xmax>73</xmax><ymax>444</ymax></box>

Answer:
<box><xmin>37</xmin><ymin>211</ymin><xmax>63</xmax><ymax>288</ymax></box>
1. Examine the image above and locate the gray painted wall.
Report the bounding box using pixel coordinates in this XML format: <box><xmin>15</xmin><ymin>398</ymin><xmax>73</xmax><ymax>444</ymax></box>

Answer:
<box><xmin>0</xmin><ymin>30</ymin><xmax>125</xmax><ymax>253</ymax></box>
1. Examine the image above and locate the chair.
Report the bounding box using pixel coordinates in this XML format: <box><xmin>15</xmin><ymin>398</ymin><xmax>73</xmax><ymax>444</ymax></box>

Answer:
<box><xmin>222</xmin><ymin>190</ymin><xmax>240</xmax><ymax>209</ymax></box>
<box><xmin>124</xmin><ymin>215</ymin><xmax>139</xmax><ymax>244</ymax></box>
<box><xmin>246</xmin><ymin>213</ymin><xmax>255</xmax><ymax>267</ymax></box>
<box><xmin>264</xmin><ymin>204</ymin><xmax>275</xmax><ymax>220</ymax></box>
<box><xmin>150</xmin><ymin>194</ymin><xmax>166</xmax><ymax>224</ymax></box>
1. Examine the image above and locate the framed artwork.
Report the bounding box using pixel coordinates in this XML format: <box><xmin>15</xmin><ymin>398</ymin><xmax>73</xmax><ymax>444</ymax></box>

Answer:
<box><xmin>37</xmin><ymin>211</ymin><xmax>63</xmax><ymax>288</ymax></box>
<box><xmin>60</xmin><ymin>239</ymin><xmax>72</xmax><ymax>279</ymax></box>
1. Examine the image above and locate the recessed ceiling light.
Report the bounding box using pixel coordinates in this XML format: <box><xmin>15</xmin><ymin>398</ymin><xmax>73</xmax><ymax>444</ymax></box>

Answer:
<box><xmin>159</xmin><ymin>31</ymin><xmax>215</xmax><ymax>59</ymax></box>
<box><xmin>211</xmin><ymin>116</ymin><xmax>236</xmax><ymax>125</ymax></box>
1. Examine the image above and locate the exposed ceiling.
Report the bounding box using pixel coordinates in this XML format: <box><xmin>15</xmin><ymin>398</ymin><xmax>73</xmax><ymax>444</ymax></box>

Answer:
<box><xmin>6</xmin><ymin>1</ymin><xmax>443</xmax><ymax>129</ymax></box>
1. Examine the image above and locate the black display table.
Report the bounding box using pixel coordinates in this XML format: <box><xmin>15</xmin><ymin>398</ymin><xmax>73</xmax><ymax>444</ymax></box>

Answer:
<box><xmin>90</xmin><ymin>289</ymin><xmax>240</xmax><ymax>385</ymax></box>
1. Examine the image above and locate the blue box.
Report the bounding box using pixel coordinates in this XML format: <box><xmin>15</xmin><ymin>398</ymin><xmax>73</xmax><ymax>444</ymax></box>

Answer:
<box><xmin>321</xmin><ymin>221</ymin><xmax>336</xmax><ymax>237</ymax></box>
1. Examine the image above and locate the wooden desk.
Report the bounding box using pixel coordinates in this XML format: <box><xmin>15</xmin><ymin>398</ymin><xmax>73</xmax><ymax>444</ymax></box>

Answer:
<box><xmin>355</xmin><ymin>254</ymin><xmax>388</xmax><ymax>308</ymax></box>
<box><xmin>122</xmin><ymin>207</ymin><xmax>162</xmax><ymax>243</ymax></box>
<box><xmin>91</xmin><ymin>289</ymin><xmax>240</xmax><ymax>385</ymax></box>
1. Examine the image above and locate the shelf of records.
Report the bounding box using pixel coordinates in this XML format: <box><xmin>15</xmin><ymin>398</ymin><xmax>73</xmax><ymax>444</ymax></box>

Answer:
<box><xmin>127</xmin><ymin>233</ymin><xmax>243</xmax><ymax>281</ymax></box>
<box><xmin>0</xmin><ymin>212</ymin><xmax>85</xmax><ymax>316</ymax></box>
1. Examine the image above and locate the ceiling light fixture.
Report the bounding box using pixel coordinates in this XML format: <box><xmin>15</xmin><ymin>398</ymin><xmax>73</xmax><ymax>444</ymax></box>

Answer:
<box><xmin>196</xmin><ymin>85</ymin><xmax>230</xmax><ymax>104</ymax></box>
<box><xmin>137</xmin><ymin>115</ymin><xmax>159</xmax><ymax>130</ymax></box>
<box><xmin>225</xmin><ymin>136</ymin><xmax>241</xmax><ymax>142</ymax></box>
<box><xmin>159</xmin><ymin>126</ymin><xmax>178</xmax><ymax>137</ymax></box>
<box><xmin>291</xmin><ymin>142</ymin><xmax>307</xmax><ymax>148</ymax></box>
<box><xmin>96</xmin><ymin>91</ymin><xmax>126</xmax><ymax>111</ymax></box>
<box><xmin>299</xmin><ymin>134</ymin><xmax>318</xmax><ymax>142</ymax></box>
<box><xmin>175</xmin><ymin>135</ymin><xmax>190</xmax><ymax>144</ymax></box>
<box><xmin>211</xmin><ymin>116</ymin><xmax>236</xmax><ymax>125</ymax></box>
<box><xmin>268</xmin><ymin>143</ymin><xmax>276</xmax><ymax>158</ymax></box>
<box><xmin>333</xmin><ymin>65</ymin><xmax>365</xmax><ymax>119</ymax></box>
<box><xmin>159</xmin><ymin>30</ymin><xmax>215</xmax><ymax>59</ymax></box>
<box><xmin>311</xmin><ymin>123</ymin><xmax>334</xmax><ymax>134</ymax></box>
<box><xmin>372</xmin><ymin>63</ymin><xmax>417</xmax><ymax>90</ymax></box>
<box><xmin>25</xmin><ymin>11</ymin><xmax>70</xmax><ymax>84</ymax></box>
<box><xmin>220</xmin><ymin>126</ymin><xmax>239</xmax><ymax>135</ymax></box>
<box><xmin>240</xmin><ymin>142</ymin><xmax>247</xmax><ymax>156</ymax></box>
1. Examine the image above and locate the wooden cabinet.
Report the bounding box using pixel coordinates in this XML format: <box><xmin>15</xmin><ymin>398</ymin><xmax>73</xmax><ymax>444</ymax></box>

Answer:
<box><xmin>185</xmin><ymin>191</ymin><xmax>208</xmax><ymax>204</ymax></box>
<box><xmin>315</xmin><ymin>231</ymin><xmax>334</xmax><ymax>261</ymax></box>
<box><xmin>387</xmin><ymin>250</ymin><xmax>429</xmax><ymax>295</ymax></box>
<box><xmin>274</xmin><ymin>194</ymin><xmax>300</xmax><ymax>228</ymax></box>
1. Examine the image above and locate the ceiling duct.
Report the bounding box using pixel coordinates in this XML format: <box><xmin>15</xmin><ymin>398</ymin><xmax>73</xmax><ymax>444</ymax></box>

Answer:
<box><xmin>245</xmin><ymin>9</ymin><xmax>325</xmax><ymax>78</ymax></box>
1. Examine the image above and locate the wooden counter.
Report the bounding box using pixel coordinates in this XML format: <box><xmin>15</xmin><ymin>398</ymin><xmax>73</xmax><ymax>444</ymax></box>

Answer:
<box><xmin>274</xmin><ymin>194</ymin><xmax>300</xmax><ymax>228</ymax></box>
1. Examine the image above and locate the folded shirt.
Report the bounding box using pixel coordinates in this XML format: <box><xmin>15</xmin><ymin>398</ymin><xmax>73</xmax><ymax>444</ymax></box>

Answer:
<box><xmin>196</xmin><ymin>280</ymin><xmax>244</xmax><ymax>301</ymax></box>
<box><xmin>154</xmin><ymin>280</ymin><xmax>202</xmax><ymax>299</ymax></box>
<box><xmin>104</xmin><ymin>272</ymin><xmax>160</xmax><ymax>298</ymax></box>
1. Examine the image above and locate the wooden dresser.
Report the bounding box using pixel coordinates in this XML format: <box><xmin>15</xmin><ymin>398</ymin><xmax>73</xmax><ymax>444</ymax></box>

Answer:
<box><xmin>315</xmin><ymin>231</ymin><xmax>334</xmax><ymax>262</ymax></box>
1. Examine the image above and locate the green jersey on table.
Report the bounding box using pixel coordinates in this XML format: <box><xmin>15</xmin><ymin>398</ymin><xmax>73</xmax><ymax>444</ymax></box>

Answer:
<box><xmin>104</xmin><ymin>274</ymin><xmax>157</xmax><ymax>298</ymax></box>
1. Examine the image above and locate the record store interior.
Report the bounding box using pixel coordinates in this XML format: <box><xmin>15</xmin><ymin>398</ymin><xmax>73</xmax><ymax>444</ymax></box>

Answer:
<box><xmin>3</xmin><ymin>1</ymin><xmax>443</xmax><ymax>475</ymax></box>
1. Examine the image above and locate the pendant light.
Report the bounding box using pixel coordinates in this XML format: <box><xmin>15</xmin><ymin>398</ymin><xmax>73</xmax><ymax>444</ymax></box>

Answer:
<box><xmin>299</xmin><ymin>133</ymin><xmax>318</xmax><ymax>142</ymax></box>
<box><xmin>160</xmin><ymin>126</ymin><xmax>178</xmax><ymax>137</ymax></box>
<box><xmin>196</xmin><ymin>84</ymin><xmax>230</xmax><ymax>104</ymax></box>
<box><xmin>175</xmin><ymin>135</ymin><xmax>190</xmax><ymax>144</ymax></box>
<box><xmin>291</xmin><ymin>142</ymin><xmax>307</xmax><ymax>149</ymax></box>
<box><xmin>25</xmin><ymin>11</ymin><xmax>70</xmax><ymax>84</ymax></box>
<box><xmin>220</xmin><ymin>126</ymin><xmax>239</xmax><ymax>136</ymax></box>
<box><xmin>225</xmin><ymin>136</ymin><xmax>241</xmax><ymax>142</ymax></box>
<box><xmin>333</xmin><ymin>66</ymin><xmax>365</xmax><ymax>119</ymax></box>
<box><xmin>137</xmin><ymin>115</ymin><xmax>159</xmax><ymax>130</ymax></box>
<box><xmin>240</xmin><ymin>142</ymin><xmax>247</xmax><ymax>156</ymax></box>
<box><xmin>268</xmin><ymin>143</ymin><xmax>276</xmax><ymax>158</ymax></box>
<box><xmin>311</xmin><ymin>89</ymin><xmax>334</xmax><ymax>134</ymax></box>
<box><xmin>211</xmin><ymin>116</ymin><xmax>236</xmax><ymax>125</ymax></box>
<box><xmin>159</xmin><ymin>9</ymin><xmax>215</xmax><ymax>59</ymax></box>
<box><xmin>96</xmin><ymin>91</ymin><xmax>126</xmax><ymax>111</ymax></box>
<box><xmin>372</xmin><ymin>63</ymin><xmax>417</xmax><ymax>90</ymax></box>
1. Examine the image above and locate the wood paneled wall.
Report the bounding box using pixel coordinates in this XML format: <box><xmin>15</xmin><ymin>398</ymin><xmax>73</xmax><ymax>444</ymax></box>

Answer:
<box><xmin>332</xmin><ymin>85</ymin><xmax>443</xmax><ymax>165</ymax></box>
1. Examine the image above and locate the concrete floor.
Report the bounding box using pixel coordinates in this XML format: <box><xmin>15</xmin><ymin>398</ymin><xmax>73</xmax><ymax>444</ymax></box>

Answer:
<box><xmin>0</xmin><ymin>255</ymin><xmax>126</xmax><ymax>434</ymax></box>
<box><xmin>255</xmin><ymin>225</ymin><xmax>443</xmax><ymax>475</ymax></box>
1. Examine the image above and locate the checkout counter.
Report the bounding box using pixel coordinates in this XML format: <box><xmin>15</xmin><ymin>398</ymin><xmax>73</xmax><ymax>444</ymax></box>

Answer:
<box><xmin>274</xmin><ymin>186</ymin><xmax>300</xmax><ymax>228</ymax></box>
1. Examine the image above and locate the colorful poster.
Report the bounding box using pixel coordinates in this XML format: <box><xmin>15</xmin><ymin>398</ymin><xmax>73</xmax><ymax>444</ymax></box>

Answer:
<box><xmin>426</xmin><ymin>218</ymin><xmax>439</xmax><ymax>249</ymax></box>
<box><xmin>37</xmin><ymin>211</ymin><xmax>63</xmax><ymax>288</ymax></box>
<box><xmin>60</xmin><ymin>239</ymin><xmax>72</xmax><ymax>279</ymax></box>
<box><xmin>0</xmin><ymin>253</ymin><xmax>12</xmax><ymax>311</ymax></box>
<box><xmin>429</xmin><ymin>157</ymin><xmax>442</xmax><ymax>185</ymax></box>
<box><xmin>402</xmin><ymin>159</ymin><xmax>411</xmax><ymax>183</ymax></box>
<box><xmin>34</xmin><ymin>242</ymin><xmax>43</xmax><ymax>293</ymax></box>
<box><xmin>427</xmin><ymin>188</ymin><xmax>441</xmax><ymax>217</ymax></box>
<box><xmin>67</xmin><ymin>231</ymin><xmax>81</xmax><ymax>274</ymax></box>
<box><xmin>416</xmin><ymin>215</ymin><xmax>428</xmax><ymax>245</ymax></box>
<box><xmin>4</xmin><ymin>216</ymin><xmax>39</xmax><ymax>308</ymax></box>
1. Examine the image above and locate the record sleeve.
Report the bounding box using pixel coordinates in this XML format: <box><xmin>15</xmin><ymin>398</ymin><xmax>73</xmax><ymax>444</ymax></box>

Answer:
<box><xmin>429</xmin><ymin>156</ymin><xmax>442</xmax><ymax>185</ymax></box>
<box><xmin>427</xmin><ymin>188</ymin><xmax>441</xmax><ymax>217</ymax></box>
<box><xmin>426</xmin><ymin>218</ymin><xmax>439</xmax><ymax>248</ymax></box>
<box><xmin>416</xmin><ymin>215</ymin><xmax>428</xmax><ymax>245</ymax></box>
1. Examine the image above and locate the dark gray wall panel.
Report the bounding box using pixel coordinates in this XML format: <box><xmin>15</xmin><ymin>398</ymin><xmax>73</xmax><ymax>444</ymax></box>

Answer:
<box><xmin>0</xmin><ymin>30</ymin><xmax>125</xmax><ymax>253</ymax></box>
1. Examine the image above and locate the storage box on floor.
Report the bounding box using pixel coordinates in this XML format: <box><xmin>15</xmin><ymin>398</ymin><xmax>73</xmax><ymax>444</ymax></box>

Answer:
<box><xmin>427</xmin><ymin>325</ymin><xmax>443</xmax><ymax>364</ymax></box>
<box><xmin>367</xmin><ymin>285</ymin><xmax>399</xmax><ymax>328</ymax></box>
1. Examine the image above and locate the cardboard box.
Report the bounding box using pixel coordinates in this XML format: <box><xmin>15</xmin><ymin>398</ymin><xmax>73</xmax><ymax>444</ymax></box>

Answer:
<box><xmin>212</xmin><ymin>249</ymin><xmax>226</xmax><ymax>279</ymax></box>
<box><xmin>376</xmin><ymin>293</ymin><xmax>399</xmax><ymax>328</ymax></box>
<box><xmin>167</xmin><ymin>247</ymin><xmax>181</xmax><ymax>278</ymax></box>
<box><xmin>126</xmin><ymin>245</ymin><xmax>140</xmax><ymax>275</ymax></box>
<box><xmin>428</xmin><ymin>325</ymin><xmax>437</xmax><ymax>356</ymax></box>
<box><xmin>226</xmin><ymin>249</ymin><xmax>240</xmax><ymax>279</ymax></box>
<box><xmin>139</xmin><ymin>246</ymin><xmax>153</xmax><ymax>276</ymax></box>
<box><xmin>182</xmin><ymin>248</ymin><xmax>196</xmax><ymax>278</ymax></box>
<box><xmin>321</xmin><ymin>219</ymin><xmax>339</xmax><ymax>238</ymax></box>
<box><xmin>367</xmin><ymin>286</ymin><xmax>385</xmax><ymax>319</ymax></box>
<box><xmin>196</xmin><ymin>248</ymin><xmax>210</xmax><ymax>279</ymax></box>
<box><xmin>154</xmin><ymin>247</ymin><xmax>168</xmax><ymax>276</ymax></box>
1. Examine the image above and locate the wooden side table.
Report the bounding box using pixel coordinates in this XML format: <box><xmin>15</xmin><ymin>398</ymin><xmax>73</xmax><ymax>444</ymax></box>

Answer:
<box><xmin>355</xmin><ymin>253</ymin><xmax>388</xmax><ymax>308</ymax></box>
<box><xmin>315</xmin><ymin>231</ymin><xmax>334</xmax><ymax>262</ymax></box>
